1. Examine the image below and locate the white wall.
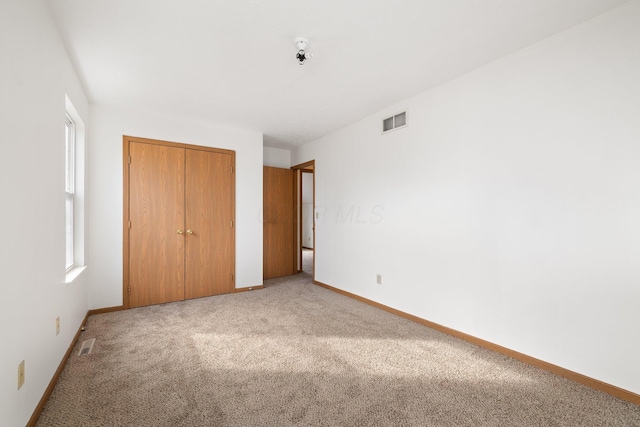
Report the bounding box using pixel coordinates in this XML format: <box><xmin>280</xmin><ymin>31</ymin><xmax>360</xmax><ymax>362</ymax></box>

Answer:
<box><xmin>302</xmin><ymin>172</ymin><xmax>314</xmax><ymax>248</ymax></box>
<box><xmin>263</xmin><ymin>146</ymin><xmax>291</xmax><ymax>168</ymax></box>
<box><xmin>88</xmin><ymin>105</ymin><xmax>264</xmax><ymax>309</ymax></box>
<box><xmin>293</xmin><ymin>1</ymin><xmax>640</xmax><ymax>395</ymax></box>
<box><xmin>0</xmin><ymin>1</ymin><xmax>90</xmax><ymax>425</ymax></box>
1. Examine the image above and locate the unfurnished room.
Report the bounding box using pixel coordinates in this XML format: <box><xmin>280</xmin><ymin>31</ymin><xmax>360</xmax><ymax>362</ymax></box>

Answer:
<box><xmin>1</xmin><ymin>0</ymin><xmax>640</xmax><ymax>426</ymax></box>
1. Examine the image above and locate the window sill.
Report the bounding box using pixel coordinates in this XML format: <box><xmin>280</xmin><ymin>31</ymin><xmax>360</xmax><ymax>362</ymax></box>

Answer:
<box><xmin>65</xmin><ymin>266</ymin><xmax>87</xmax><ymax>284</ymax></box>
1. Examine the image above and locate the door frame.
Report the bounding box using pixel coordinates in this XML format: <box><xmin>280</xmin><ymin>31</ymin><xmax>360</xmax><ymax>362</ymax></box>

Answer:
<box><xmin>291</xmin><ymin>160</ymin><xmax>315</xmax><ymax>280</ymax></box>
<box><xmin>122</xmin><ymin>135</ymin><xmax>236</xmax><ymax>309</ymax></box>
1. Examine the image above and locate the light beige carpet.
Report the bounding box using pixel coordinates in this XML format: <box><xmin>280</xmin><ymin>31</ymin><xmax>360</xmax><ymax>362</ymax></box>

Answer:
<box><xmin>37</xmin><ymin>274</ymin><xmax>640</xmax><ymax>426</ymax></box>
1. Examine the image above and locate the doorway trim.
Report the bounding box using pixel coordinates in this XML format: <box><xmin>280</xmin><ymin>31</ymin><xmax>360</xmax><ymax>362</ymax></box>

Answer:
<box><xmin>291</xmin><ymin>160</ymin><xmax>315</xmax><ymax>280</ymax></box>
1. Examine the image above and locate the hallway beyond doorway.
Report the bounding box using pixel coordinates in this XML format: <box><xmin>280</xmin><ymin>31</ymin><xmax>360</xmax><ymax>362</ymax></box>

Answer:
<box><xmin>302</xmin><ymin>248</ymin><xmax>313</xmax><ymax>275</ymax></box>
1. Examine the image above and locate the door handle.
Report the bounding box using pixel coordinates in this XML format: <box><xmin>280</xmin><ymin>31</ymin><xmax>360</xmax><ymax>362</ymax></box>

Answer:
<box><xmin>177</xmin><ymin>229</ymin><xmax>184</xmax><ymax>235</ymax></box>
<box><xmin>186</xmin><ymin>229</ymin><xmax>193</xmax><ymax>235</ymax></box>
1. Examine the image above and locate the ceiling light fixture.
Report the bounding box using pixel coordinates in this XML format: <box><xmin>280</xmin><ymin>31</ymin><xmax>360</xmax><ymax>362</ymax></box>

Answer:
<box><xmin>295</xmin><ymin>37</ymin><xmax>313</xmax><ymax>66</ymax></box>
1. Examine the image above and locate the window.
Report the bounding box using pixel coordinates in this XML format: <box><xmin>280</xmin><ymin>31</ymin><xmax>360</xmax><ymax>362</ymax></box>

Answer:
<box><xmin>65</xmin><ymin>95</ymin><xmax>85</xmax><ymax>280</ymax></box>
<box><xmin>65</xmin><ymin>115</ymin><xmax>75</xmax><ymax>271</ymax></box>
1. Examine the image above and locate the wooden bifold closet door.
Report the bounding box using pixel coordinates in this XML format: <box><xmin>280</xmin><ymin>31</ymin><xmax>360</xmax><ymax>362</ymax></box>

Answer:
<box><xmin>124</xmin><ymin>136</ymin><xmax>235</xmax><ymax>309</ymax></box>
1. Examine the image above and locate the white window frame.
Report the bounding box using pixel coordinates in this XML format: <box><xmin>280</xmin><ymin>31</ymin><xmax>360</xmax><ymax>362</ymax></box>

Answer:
<box><xmin>65</xmin><ymin>95</ymin><xmax>86</xmax><ymax>283</ymax></box>
<box><xmin>65</xmin><ymin>114</ymin><xmax>75</xmax><ymax>271</ymax></box>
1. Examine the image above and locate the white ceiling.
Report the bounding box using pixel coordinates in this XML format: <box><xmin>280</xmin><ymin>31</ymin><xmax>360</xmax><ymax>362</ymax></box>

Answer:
<box><xmin>47</xmin><ymin>0</ymin><xmax>629</xmax><ymax>149</ymax></box>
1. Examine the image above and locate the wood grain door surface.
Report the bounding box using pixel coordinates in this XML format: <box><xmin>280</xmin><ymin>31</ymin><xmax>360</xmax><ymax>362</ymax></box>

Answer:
<box><xmin>129</xmin><ymin>142</ymin><xmax>185</xmax><ymax>307</ymax></box>
<box><xmin>263</xmin><ymin>166</ymin><xmax>296</xmax><ymax>279</ymax></box>
<box><xmin>185</xmin><ymin>149</ymin><xmax>234</xmax><ymax>299</ymax></box>
<box><xmin>127</xmin><ymin>138</ymin><xmax>235</xmax><ymax>308</ymax></box>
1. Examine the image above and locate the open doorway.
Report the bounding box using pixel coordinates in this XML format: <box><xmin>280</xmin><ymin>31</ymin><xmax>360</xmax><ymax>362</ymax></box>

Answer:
<box><xmin>301</xmin><ymin>171</ymin><xmax>313</xmax><ymax>275</ymax></box>
<box><xmin>292</xmin><ymin>160</ymin><xmax>315</xmax><ymax>279</ymax></box>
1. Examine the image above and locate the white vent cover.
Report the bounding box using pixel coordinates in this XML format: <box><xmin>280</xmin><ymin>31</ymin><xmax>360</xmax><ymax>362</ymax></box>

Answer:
<box><xmin>382</xmin><ymin>111</ymin><xmax>407</xmax><ymax>133</ymax></box>
<box><xmin>78</xmin><ymin>338</ymin><xmax>96</xmax><ymax>356</ymax></box>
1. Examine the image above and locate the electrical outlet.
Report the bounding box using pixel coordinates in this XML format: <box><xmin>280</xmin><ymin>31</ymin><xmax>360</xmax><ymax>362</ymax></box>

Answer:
<box><xmin>56</xmin><ymin>317</ymin><xmax>60</xmax><ymax>336</ymax></box>
<box><xmin>18</xmin><ymin>361</ymin><xmax>25</xmax><ymax>389</ymax></box>
<box><xmin>376</xmin><ymin>274</ymin><xmax>382</xmax><ymax>285</ymax></box>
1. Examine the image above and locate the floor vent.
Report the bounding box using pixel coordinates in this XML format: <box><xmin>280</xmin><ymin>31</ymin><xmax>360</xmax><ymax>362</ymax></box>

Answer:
<box><xmin>78</xmin><ymin>338</ymin><xmax>96</xmax><ymax>356</ymax></box>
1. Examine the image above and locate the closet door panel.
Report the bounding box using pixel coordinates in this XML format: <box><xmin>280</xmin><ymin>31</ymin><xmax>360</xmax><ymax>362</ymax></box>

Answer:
<box><xmin>185</xmin><ymin>149</ymin><xmax>234</xmax><ymax>299</ymax></box>
<box><xmin>129</xmin><ymin>142</ymin><xmax>185</xmax><ymax>307</ymax></box>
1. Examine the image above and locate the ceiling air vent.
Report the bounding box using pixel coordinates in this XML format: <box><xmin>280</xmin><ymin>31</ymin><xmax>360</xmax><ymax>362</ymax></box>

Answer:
<box><xmin>382</xmin><ymin>111</ymin><xmax>407</xmax><ymax>134</ymax></box>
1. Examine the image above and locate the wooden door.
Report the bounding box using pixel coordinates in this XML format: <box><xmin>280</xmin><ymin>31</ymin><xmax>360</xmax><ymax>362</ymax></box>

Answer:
<box><xmin>124</xmin><ymin>136</ymin><xmax>236</xmax><ymax>309</ymax></box>
<box><xmin>185</xmin><ymin>149</ymin><xmax>235</xmax><ymax>298</ymax></box>
<box><xmin>128</xmin><ymin>142</ymin><xmax>185</xmax><ymax>307</ymax></box>
<box><xmin>263</xmin><ymin>166</ymin><xmax>296</xmax><ymax>279</ymax></box>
